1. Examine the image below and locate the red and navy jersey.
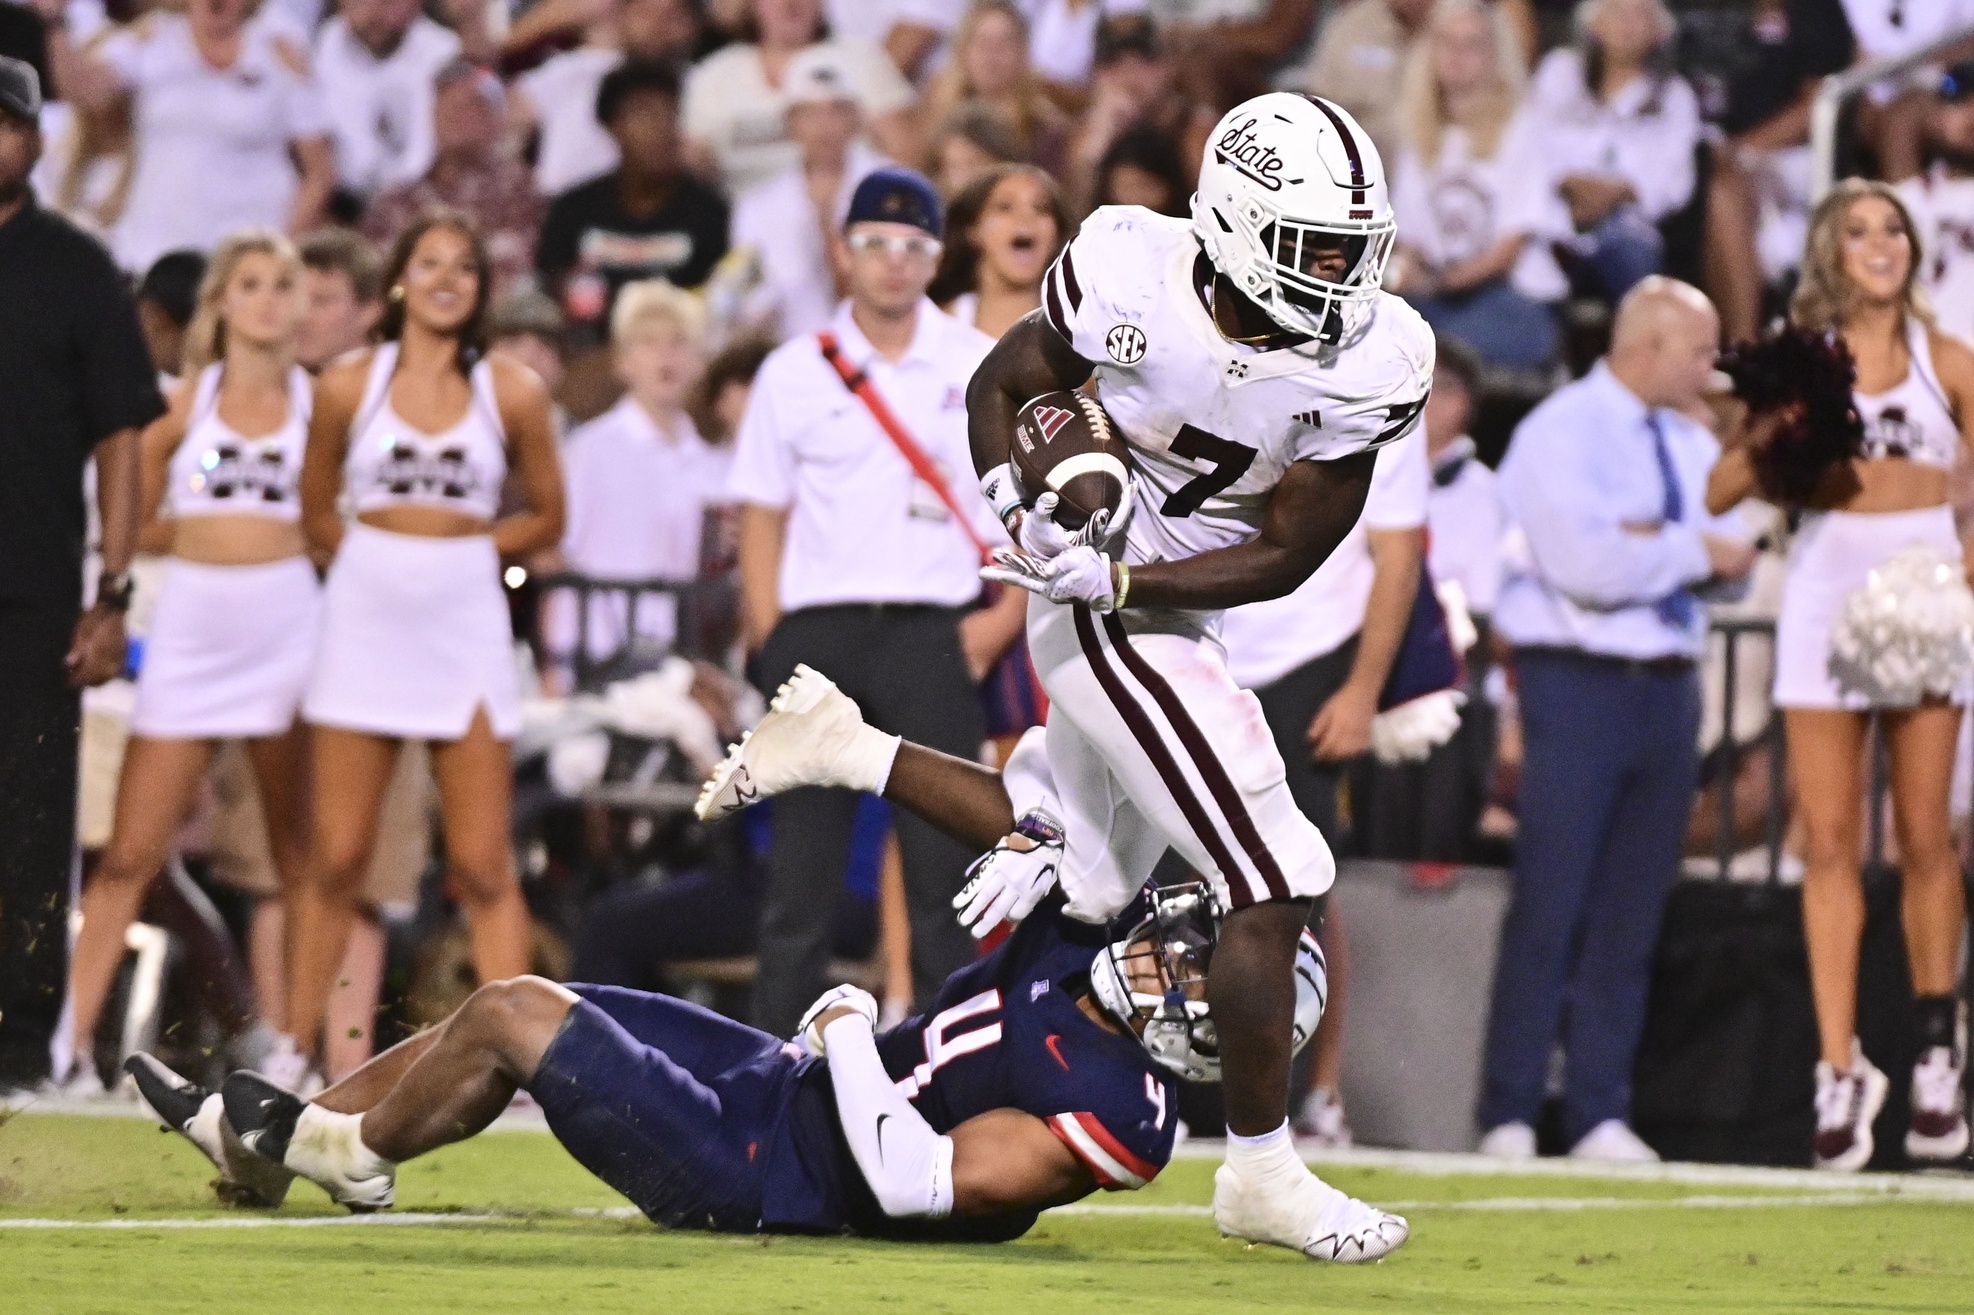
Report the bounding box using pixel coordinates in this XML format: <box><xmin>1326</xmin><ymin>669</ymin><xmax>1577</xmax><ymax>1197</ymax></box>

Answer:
<box><xmin>764</xmin><ymin>896</ymin><xmax>1179</xmax><ymax>1238</ymax></box>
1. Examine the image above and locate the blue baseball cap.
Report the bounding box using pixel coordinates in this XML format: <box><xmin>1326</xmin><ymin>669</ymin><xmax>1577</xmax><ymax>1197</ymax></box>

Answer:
<box><xmin>844</xmin><ymin>167</ymin><xmax>943</xmax><ymax>238</ymax></box>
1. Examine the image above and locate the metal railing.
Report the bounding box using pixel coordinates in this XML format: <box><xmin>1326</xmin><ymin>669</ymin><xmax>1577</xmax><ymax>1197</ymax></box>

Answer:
<box><xmin>530</xmin><ymin>571</ymin><xmax>739</xmax><ymax>692</ymax></box>
<box><xmin>1811</xmin><ymin>25</ymin><xmax>1974</xmax><ymax>202</ymax></box>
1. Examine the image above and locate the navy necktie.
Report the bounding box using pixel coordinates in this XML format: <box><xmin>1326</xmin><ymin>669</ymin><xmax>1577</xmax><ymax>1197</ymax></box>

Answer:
<box><xmin>1649</xmin><ymin>412</ymin><xmax>1698</xmax><ymax>629</ymax></box>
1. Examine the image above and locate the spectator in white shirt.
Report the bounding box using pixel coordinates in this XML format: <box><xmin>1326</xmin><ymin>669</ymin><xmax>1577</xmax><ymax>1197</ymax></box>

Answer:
<box><xmin>921</xmin><ymin>2</ymin><xmax>1071</xmax><ymax>176</ymax></box>
<box><xmin>510</xmin><ymin>0</ymin><xmax>703</xmax><ymax>198</ymax></box>
<box><xmin>1388</xmin><ymin>0</ymin><xmax>1568</xmax><ymax>371</ymax></box>
<box><xmin>682</xmin><ymin>0</ymin><xmax>916</xmax><ymax>197</ymax></box>
<box><xmin>547</xmin><ymin>280</ymin><xmax>730</xmax><ymax>675</ymax></box>
<box><xmin>313</xmin><ymin>0</ymin><xmax>461</xmax><ymax>202</ymax></box>
<box><xmin>885</xmin><ymin>0</ymin><xmax>1148</xmax><ymax>92</ymax></box>
<box><xmin>40</xmin><ymin>0</ymin><xmax>336</xmax><ymax>271</ymax></box>
<box><xmin>730</xmin><ymin>44</ymin><xmax>892</xmax><ymax>342</ymax></box>
<box><xmin>925</xmin><ymin>161</ymin><xmax>1067</xmax><ymax>338</ymax></box>
<box><xmin>728</xmin><ymin>168</ymin><xmax>1022</xmax><ymax>1036</ymax></box>
<box><xmin>1422</xmin><ymin>335</ymin><xmax>1502</xmax><ymax>621</ymax></box>
<box><xmin>1526</xmin><ymin>0</ymin><xmax>1699</xmax><ymax>301</ymax></box>
<box><xmin>1896</xmin><ymin>66</ymin><xmax>1974</xmax><ymax>341</ymax></box>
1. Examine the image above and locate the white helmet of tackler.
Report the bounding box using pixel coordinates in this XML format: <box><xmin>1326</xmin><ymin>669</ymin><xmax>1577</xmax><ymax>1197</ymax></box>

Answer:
<box><xmin>1191</xmin><ymin>92</ymin><xmax>1396</xmax><ymax>344</ymax></box>
<box><xmin>1090</xmin><ymin>880</ymin><xmax>1330</xmax><ymax>1083</ymax></box>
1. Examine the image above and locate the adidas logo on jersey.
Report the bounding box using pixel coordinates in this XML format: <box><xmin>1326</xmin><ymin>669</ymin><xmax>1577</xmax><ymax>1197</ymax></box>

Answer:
<box><xmin>1291</xmin><ymin>410</ymin><xmax>1322</xmax><ymax>428</ymax></box>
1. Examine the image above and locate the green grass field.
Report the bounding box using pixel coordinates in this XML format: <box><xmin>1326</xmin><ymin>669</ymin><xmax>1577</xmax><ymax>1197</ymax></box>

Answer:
<box><xmin>4</xmin><ymin>1111</ymin><xmax>1973</xmax><ymax>1313</ymax></box>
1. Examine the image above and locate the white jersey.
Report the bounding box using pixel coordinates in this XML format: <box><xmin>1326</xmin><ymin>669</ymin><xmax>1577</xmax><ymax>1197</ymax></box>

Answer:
<box><xmin>1039</xmin><ymin>207</ymin><xmax>1435</xmax><ymax>574</ymax></box>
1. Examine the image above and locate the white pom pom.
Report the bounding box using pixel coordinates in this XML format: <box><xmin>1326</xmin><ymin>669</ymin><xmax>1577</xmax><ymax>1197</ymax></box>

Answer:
<box><xmin>1371</xmin><ymin>689</ymin><xmax>1467</xmax><ymax>764</ymax></box>
<box><xmin>1828</xmin><ymin>544</ymin><xmax>1974</xmax><ymax>706</ymax></box>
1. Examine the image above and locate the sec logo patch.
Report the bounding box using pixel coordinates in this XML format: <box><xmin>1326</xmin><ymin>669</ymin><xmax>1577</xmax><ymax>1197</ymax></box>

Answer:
<box><xmin>1105</xmin><ymin>323</ymin><xmax>1147</xmax><ymax>365</ymax></box>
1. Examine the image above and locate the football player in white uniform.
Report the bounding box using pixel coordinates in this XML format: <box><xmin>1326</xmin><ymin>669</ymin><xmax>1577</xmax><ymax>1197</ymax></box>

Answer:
<box><xmin>967</xmin><ymin>93</ymin><xmax>1434</xmax><ymax>1262</ymax></box>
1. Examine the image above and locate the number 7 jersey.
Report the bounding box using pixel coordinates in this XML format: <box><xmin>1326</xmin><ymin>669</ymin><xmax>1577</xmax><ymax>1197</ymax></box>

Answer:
<box><xmin>1040</xmin><ymin>205</ymin><xmax>1435</xmax><ymax>571</ymax></box>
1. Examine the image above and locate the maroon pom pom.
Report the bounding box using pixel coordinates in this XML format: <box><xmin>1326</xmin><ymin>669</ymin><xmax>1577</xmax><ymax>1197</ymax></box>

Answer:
<box><xmin>1717</xmin><ymin>326</ymin><xmax>1865</xmax><ymax>508</ymax></box>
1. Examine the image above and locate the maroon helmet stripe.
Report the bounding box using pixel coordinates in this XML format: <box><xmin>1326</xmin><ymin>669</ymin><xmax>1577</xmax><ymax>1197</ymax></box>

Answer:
<box><xmin>1072</xmin><ymin>606</ymin><xmax>1267</xmax><ymax>907</ymax></box>
<box><xmin>1101</xmin><ymin>612</ymin><xmax>1291</xmax><ymax>902</ymax></box>
<box><xmin>1044</xmin><ymin>261</ymin><xmax>1072</xmax><ymax>339</ymax></box>
<box><xmin>1304</xmin><ymin>95</ymin><xmax>1368</xmax><ymax>205</ymax></box>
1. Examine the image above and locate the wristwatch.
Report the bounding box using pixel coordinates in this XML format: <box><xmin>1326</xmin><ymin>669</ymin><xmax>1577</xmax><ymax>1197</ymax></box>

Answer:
<box><xmin>96</xmin><ymin>570</ymin><xmax>133</xmax><ymax>613</ymax></box>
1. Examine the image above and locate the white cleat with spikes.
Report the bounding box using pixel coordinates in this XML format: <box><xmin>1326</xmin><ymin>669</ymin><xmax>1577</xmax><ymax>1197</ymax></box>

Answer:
<box><xmin>1213</xmin><ymin>1159</ymin><xmax>1410</xmax><ymax>1263</ymax></box>
<box><xmin>694</xmin><ymin>665</ymin><xmax>900</xmax><ymax>821</ymax></box>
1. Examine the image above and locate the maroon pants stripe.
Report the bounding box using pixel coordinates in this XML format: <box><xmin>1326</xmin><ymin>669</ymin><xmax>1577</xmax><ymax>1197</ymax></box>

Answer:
<box><xmin>1101</xmin><ymin>612</ymin><xmax>1291</xmax><ymax>903</ymax></box>
<box><xmin>1072</xmin><ymin>605</ymin><xmax>1254</xmax><ymax>903</ymax></box>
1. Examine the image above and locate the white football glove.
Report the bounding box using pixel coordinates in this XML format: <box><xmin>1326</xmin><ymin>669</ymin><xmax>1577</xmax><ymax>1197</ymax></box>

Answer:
<box><xmin>953</xmin><ymin>820</ymin><xmax>1063</xmax><ymax>939</ymax></box>
<box><xmin>796</xmin><ymin>983</ymin><xmax>879</xmax><ymax>1057</ymax></box>
<box><xmin>980</xmin><ymin>545</ymin><xmax>1118</xmax><ymax>611</ymax></box>
<box><xmin>1019</xmin><ymin>492</ymin><xmax>1119</xmax><ymax>561</ymax></box>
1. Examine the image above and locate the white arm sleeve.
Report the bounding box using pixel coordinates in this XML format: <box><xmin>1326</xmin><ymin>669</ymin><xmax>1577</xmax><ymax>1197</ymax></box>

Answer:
<box><xmin>823</xmin><ymin>1015</ymin><xmax>956</xmax><ymax>1219</ymax></box>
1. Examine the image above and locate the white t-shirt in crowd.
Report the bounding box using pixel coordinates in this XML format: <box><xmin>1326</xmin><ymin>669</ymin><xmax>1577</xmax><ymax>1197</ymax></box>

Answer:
<box><xmin>682</xmin><ymin>38</ymin><xmax>913</xmax><ymax>197</ymax></box>
<box><xmin>1221</xmin><ymin>429</ymin><xmax>1431</xmax><ymax>690</ymax></box>
<box><xmin>730</xmin><ymin>141</ymin><xmax>889</xmax><ymax>342</ymax></box>
<box><xmin>1899</xmin><ymin>168</ymin><xmax>1974</xmax><ymax>343</ymax></box>
<box><xmin>1389</xmin><ymin>110</ymin><xmax>1571</xmax><ymax>304</ymax></box>
<box><xmin>553</xmin><ymin>397</ymin><xmax>734</xmax><ymax>655</ymax></box>
<box><xmin>1525</xmin><ymin>50</ymin><xmax>1702</xmax><ymax>223</ymax></box>
<box><xmin>314</xmin><ymin>16</ymin><xmax>461</xmax><ymax>198</ymax></box>
<box><xmin>519</xmin><ymin>45</ymin><xmax>624</xmax><ymax>198</ymax></box>
<box><xmin>891</xmin><ymin>0</ymin><xmax>1146</xmax><ymax>85</ymax></box>
<box><xmin>727</xmin><ymin>300</ymin><xmax>1001</xmax><ymax>611</ymax></box>
<box><xmin>1840</xmin><ymin>0</ymin><xmax>1974</xmax><ymax>60</ymax></box>
<box><xmin>824</xmin><ymin>0</ymin><xmax>907</xmax><ymax>44</ymax></box>
<box><xmin>1426</xmin><ymin>435</ymin><xmax>1503</xmax><ymax>617</ymax></box>
<box><xmin>99</xmin><ymin>13</ymin><xmax>331</xmax><ymax>272</ymax></box>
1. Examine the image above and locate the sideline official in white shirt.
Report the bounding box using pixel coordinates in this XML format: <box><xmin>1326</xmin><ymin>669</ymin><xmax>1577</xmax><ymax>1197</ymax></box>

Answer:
<box><xmin>728</xmin><ymin>168</ymin><xmax>1025</xmax><ymax>1036</ymax></box>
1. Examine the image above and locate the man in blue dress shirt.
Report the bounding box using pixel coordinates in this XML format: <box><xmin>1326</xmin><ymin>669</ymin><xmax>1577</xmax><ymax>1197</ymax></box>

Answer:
<box><xmin>1478</xmin><ymin>278</ymin><xmax>1756</xmax><ymax>1162</ymax></box>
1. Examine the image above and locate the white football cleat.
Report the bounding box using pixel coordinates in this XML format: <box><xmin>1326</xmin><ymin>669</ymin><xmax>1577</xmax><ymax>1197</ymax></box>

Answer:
<box><xmin>1569</xmin><ymin>1119</ymin><xmax>1659</xmax><ymax>1163</ymax></box>
<box><xmin>694</xmin><ymin>665</ymin><xmax>897</xmax><ymax>820</ymax></box>
<box><xmin>1296</xmin><ymin>1087</ymin><xmax>1353</xmax><ymax>1150</ymax></box>
<box><xmin>1905</xmin><ymin>1044</ymin><xmax>1969</xmax><ymax>1164</ymax></box>
<box><xmin>1213</xmin><ymin>1160</ymin><xmax>1409</xmax><ymax>1263</ymax></box>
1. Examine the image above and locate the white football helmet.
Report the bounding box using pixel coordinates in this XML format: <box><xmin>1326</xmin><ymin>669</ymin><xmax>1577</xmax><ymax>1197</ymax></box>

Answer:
<box><xmin>1191</xmin><ymin>92</ymin><xmax>1396</xmax><ymax>344</ymax></box>
<box><xmin>1091</xmin><ymin>881</ymin><xmax>1329</xmax><ymax>1083</ymax></box>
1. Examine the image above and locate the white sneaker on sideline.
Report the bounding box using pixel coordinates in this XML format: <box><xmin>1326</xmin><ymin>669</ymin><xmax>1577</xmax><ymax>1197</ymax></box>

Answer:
<box><xmin>1296</xmin><ymin>1087</ymin><xmax>1353</xmax><ymax>1149</ymax></box>
<box><xmin>1814</xmin><ymin>1040</ymin><xmax>1889</xmax><ymax>1172</ymax></box>
<box><xmin>1905</xmin><ymin>1044</ymin><xmax>1970</xmax><ymax>1163</ymax></box>
<box><xmin>1212</xmin><ymin>1159</ymin><xmax>1408</xmax><ymax>1263</ymax></box>
<box><xmin>261</xmin><ymin>1036</ymin><xmax>322</xmax><ymax>1099</ymax></box>
<box><xmin>1569</xmin><ymin>1119</ymin><xmax>1659</xmax><ymax>1163</ymax></box>
<box><xmin>695</xmin><ymin>665</ymin><xmax>896</xmax><ymax>820</ymax></box>
<box><xmin>1477</xmin><ymin>1121</ymin><xmax>1537</xmax><ymax>1159</ymax></box>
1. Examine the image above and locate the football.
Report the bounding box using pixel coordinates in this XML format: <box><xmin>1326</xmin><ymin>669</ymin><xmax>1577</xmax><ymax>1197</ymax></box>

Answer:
<box><xmin>1009</xmin><ymin>390</ymin><xmax>1129</xmax><ymax>531</ymax></box>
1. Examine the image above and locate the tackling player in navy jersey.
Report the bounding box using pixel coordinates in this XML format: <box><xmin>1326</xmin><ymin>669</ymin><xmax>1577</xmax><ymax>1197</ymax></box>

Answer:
<box><xmin>126</xmin><ymin>711</ymin><xmax>1326</xmax><ymax>1240</ymax></box>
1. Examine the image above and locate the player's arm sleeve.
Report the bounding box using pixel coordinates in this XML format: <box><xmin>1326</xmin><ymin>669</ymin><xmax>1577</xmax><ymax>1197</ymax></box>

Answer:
<box><xmin>822</xmin><ymin>1015</ymin><xmax>956</xmax><ymax>1219</ymax></box>
<box><xmin>1042</xmin><ymin>1110</ymin><xmax>1163</xmax><ymax>1191</ymax></box>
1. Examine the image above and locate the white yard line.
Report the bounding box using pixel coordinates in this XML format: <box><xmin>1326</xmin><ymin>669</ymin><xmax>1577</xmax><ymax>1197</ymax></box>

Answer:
<box><xmin>1167</xmin><ymin>1139</ymin><xmax>1974</xmax><ymax>1199</ymax></box>
<box><xmin>2</xmin><ymin>1192</ymin><xmax>1964</xmax><ymax>1233</ymax></box>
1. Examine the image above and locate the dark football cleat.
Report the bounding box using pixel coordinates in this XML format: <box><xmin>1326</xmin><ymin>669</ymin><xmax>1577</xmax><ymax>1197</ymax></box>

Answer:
<box><xmin>125</xmin><ymin>1054</ymin><xmax>293</xmax><ymax>1207</ymax></box>
<box><xmin>222</xmin><ymin>1069</ymin><xmax>306</xmax><ymax>1168</ymax></box>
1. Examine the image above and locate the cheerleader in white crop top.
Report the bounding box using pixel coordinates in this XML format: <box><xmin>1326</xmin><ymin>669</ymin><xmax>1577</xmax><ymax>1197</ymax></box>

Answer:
<box><xmin>287</xmin><ymin>214</ymin><xmax>566</xmax><ymax>1083</ymax></box>
<box><xmin>1706</xmin><ymin>181</ymin><xmax>1974</xmax><ymax>1171</ymax></box>
<box><xmin>63</xmin><ymin>232</ymin><xmax>319</xmax><ymax>1095</ymax></box>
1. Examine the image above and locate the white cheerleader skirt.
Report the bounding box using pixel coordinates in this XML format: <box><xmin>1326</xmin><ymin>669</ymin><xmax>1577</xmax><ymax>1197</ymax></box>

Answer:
<box><xmin>303</xmin><ymin>522</ymin><xmax>522</xmax><ymax>741</ymax></box>
<box><xmin>130</xmin><ymin>556</ymin><xmax>322</xmax><ymax>739</ymax></box>
<box><xmin>1774</xmin><ymin>504</ymin><xmax>1970</xmax><ymax>710</ymax></box>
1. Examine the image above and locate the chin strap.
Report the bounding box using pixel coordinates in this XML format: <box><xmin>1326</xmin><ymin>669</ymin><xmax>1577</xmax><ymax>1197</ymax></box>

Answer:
<box><xmin>823</xmin><ymin>1015</ymin><xmax>956</xmax><ymax>1219</ymax></box>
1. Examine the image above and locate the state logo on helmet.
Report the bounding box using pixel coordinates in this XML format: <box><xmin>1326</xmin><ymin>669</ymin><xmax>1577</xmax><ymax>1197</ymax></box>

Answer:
<box><xmin>1091</xmin><ymin>880</ymin><xmax>1329</xmax><ymax>1083</ymax></box>
<box><xmin>1191</xmin><ymin>92</ymin><xmax>1396</xmax><ymax>344</ymax></box>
